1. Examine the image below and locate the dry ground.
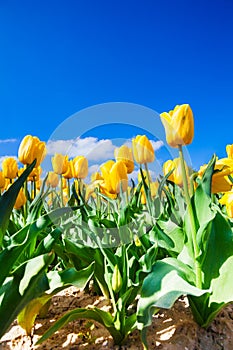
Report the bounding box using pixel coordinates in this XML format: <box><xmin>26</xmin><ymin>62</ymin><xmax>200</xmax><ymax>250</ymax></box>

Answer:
<box><xmin>1</xmin><ymin>287</ymin><xmax>233</xmax><ymax>350</ymax></box>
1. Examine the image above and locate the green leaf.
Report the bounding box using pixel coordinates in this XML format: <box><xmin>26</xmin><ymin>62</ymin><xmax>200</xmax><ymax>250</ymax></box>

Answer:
<box><xmin>0</xmin><ymin>207</ymin><xmax>71</xmax><ymax>287</ymax></box>
<box><xmin>17</xmin><ymin>262</ymin><xmax>95</xmax><ymax>336</ymax></box>
<box><xmin>36</xmin><ymin>307</ymin><xmax>124</xmax><ymax>345</ymax></box>
<box><xmin>137</xmin><ymin>259</ymin><xmax>208</xmax><ymax>333</ymax></box>
<box><xmin>0</xmin><ymin>252</ymin><xmax>54</xmax><ymax>338</ymax></box>
<box><xmin>0</xmin><ymin>159</ymin><xmax>36</xmax><ymax>246</ymax></box>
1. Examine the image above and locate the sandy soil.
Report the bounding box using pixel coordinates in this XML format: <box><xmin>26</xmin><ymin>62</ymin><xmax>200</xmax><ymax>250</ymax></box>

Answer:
<box><xmin>1</xmin><ymin>287</ymin><xmax>233</xmax><ymax>350</ymax></box>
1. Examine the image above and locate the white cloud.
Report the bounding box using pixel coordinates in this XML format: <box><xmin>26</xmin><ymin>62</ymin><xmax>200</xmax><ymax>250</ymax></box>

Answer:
<box><xmin>47</xmin><ymin>137</ymin><xmax>116</xmax><ymax>162</ymax></box>
<box><xmin>150</xmin><ymin>140</ymin><xmax>164</xmax><ymax>151</ymax></box>
<box><xmin>0</xmin><ymin>138</ymin><xmax>17</xmax><ymax>144</ymax></box>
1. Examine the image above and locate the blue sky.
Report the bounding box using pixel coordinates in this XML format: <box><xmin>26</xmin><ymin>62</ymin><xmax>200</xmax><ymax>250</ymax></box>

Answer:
<box><xmin>0</xmin><ymin>0</ymin><xmax>233</xmax><ymax>172</ymax></box>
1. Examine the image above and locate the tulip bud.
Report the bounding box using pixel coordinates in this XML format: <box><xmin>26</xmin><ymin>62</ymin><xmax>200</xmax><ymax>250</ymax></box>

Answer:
<box><xmin>0</xmin><ymin>171</ymin><xmax>5</xmax><ymax>189</ymax></box>
<box><xmin>46</xmin><ymin>172</ymin><xmax>59</xmax><ymax>188</ymax></box>
<box><xmin>226</xmin><ymin>144</ymin><xmax>233</xmax><ymax>159</ymax></box>
<box><xmin>132</xmin><ymin>135</ymin><xmax>155</xmax><ymax>164</ymax></box>
<box><xmin>72</xmin><ymin>156</ymin><xmax>88</xmax><ymax>179</ymax></box>
<box><xmin>109</xmin><ymin>161</ymin><xmax>128</xmax><ymax>194</ymax></box>
<box><xmin>112</xmin><ymin>265</ymin><xmax>123</xmax><ymax>293</ymax></box>
<box><xmin>14</xmin><ymin>188</ymin><xmax>27</xmax><ymax>209</ymax></box>
<box><xmin>219</xmin><ymin>190</ymin><xmax>233</xmax><ymax>218</ymax></box>
<box><xmin>160</xmin><ymin>104</ymin><xmax>194</xmax><ymax>148</ymax></box>
<box><xmin>114</xmin><ymin>145</ymin><xmax>134</xmax><ymax>174</ymax></box>
<box><xmin>52</xmin><ymin>154</ymin><xmax>69</xmax><ymax>175</ymax></box>
<box><xmin>2</xmin><ymin>157</ymin><xmax>18</xmax><ymax>180</ymax></box>
<box><xmin>63</xmin><ymin>161</ymin><xmax>73</xmax><ymax>179</ymax></box>
<box><xmin>18</xmin><ymin>135</ymin><xmax>46</xmax><ymax>167</ymax></box>
<box><xmin>163</xmin><ymin>158</ymin><xmax>188</xmax><ymax>187</ymax></box>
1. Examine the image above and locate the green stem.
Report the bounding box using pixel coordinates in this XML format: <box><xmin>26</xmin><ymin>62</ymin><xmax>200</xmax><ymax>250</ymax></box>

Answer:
<box><xmin>60</xmin><ymin>175</ymin><xmax>64</xmax><ymax>206</ymax></box>
<box><xmin>178</xmin><ymin>145</ymin><xmax>202</xmax><ymax>289</ymax></box>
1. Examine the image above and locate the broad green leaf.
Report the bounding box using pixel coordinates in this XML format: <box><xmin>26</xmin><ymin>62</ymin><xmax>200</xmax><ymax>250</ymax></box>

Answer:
<box><xmin>137</xmin><ymin>259</ymin><xmax>208</xmax><ymax>330</ymax></box>
<box><xmin>18</xmin><ymin>262</ymin><xmax>95</xmax><ymax>336</ymax></box>
<box><xmin>0</xmin><ymin>207</ymin><xmax>70</xmax><ymax>286</ymax></box>
<box><xmin>0</xmin><ymin>252</ymin><xmax>54</xmax><ymax>338</ymax></box>
<box><xmin>36</xmin><ymin>307</ymin><xmax>124</xmax><ymax>345</ymax></box>
<box><xmin>0</xmin><ymin>160</ymin><xmax>36</xmax><ymax>246</ymax></box>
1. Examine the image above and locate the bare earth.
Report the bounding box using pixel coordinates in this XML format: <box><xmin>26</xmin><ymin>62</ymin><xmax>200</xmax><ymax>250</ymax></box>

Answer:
<box><xmin>1</xmin><ymin>287</ymin><xmax>233</xmax><ymax>350</ymax></box>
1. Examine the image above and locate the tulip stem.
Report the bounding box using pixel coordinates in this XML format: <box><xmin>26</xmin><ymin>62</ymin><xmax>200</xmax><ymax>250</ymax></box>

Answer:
<box><xmin>60</xmin><ymin>175</ymin><xmax>64</xmax><ymax>206</ymax></box>
<box><xmin>178</xmin><ymin>145</ymin><xmax>202</xmax><ymax>289</ymax></box>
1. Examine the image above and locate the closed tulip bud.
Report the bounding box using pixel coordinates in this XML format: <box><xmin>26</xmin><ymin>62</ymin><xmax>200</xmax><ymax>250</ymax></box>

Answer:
<box><xmin>109</xmin><ymin>161</ymin><xmax>128</xmax><ymax>194</ymax></box>
<box><xmin>18</xmin><ymin>135</ymin><xmax>46</xmax><ymax>166</ymax></box>
<box><xmin>0</xmin><ymin>171</ymin><xmax>5</xmax><ymax>189</ymax></box>
<box><xmin>160</xmin><ymin>104</ymin><xmax>194</xmax><ymax>148</ymax></box>
<box><xmin>100</xmin><ymin>160</ymin><xmax>115</xmax><ymax>192</ymax></box>
<box><xmin>52</xmin><ymin>154</ymin><xmax>69</xmax><ymax>175</ymax></box>
<box><xmin>72</xmin><ymin>156</ymin><xmax>88</xmax><ymax>179</ymax></box>
<box><xmin>163</xmin><ymin>158</ymin><xmax>188</xmax><ymax>187</ymax></box>
<box><xmin>46</xmin><ymin>172</ymin><xmax>59</xmax><ymax>188</ymax></box>
<box><xmin>112</xmin><ymin>265</ymin><xmax>123</xmax><ymax>293</ymax></box>
<box><xmin>132</xmin><ymin>135</ymin><xmax>155</xmax><ymax>164</ymax></box>
<box><xmin>226</xmin><ymin>144</ymin><xmax>233</xmax><ymax>159</ymax></box>
<box><xmin>63</xmin><ymin>161</ymin><xmax>73</xmax><ymax>179</ymax></box>
<box><xmin>14</xmin><ymin>188</ymin><xmax>27</xmax><ymax>210</ymax></box>
<box><xmin>219</xmin><ymin>190</ymin><xmax>233</xmax><ymax>218</ymax></box>
<box><xmin>114</xmin><ymin>145</ymin><xmax>134</xmax><ymax>174</ymax></box>
<box><xmin>2</xmin><ymin>157</ymin><xmax>18</xmax><ymax>179</ymax></box>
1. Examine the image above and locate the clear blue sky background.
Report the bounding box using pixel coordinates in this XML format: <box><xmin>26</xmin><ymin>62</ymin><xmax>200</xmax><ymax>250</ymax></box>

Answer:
<box><xmin>0</xmin><ymin>0</ymin><xmax>233</xmax><ymax>169</ymax></box>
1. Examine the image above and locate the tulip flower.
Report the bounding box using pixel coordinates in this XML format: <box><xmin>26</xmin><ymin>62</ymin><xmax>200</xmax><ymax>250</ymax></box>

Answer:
<box><xmin>219</xmin><ymin>190</ymin><xmax>233</xmax><ymax>218</ymax></box>
<box><xmin>63</xmin><ymin>161</ymin><xmax>73</xmax><ymax>179</ymax></box>
<box><xmin>46</xmin><ymin>172</ymin><xmax>59</xmax><ymax>188</ymax></box>
<box><xmin>109</xmin><ymin>161</ymin><xmax>128</xmax><ymax>194</ymax></box>
<box><xmin>0</xmin><ymin>171</ymin><xmax>5</xmax><ymax>191</ymax></box>
<box><xmin>198</xmin><ymin>158</ymin><xmax>233</xmax><ymax>193</ymax></box>
<box><xmin>91</xmin><ymin>172</ymin><xmax>103</xmax><ymax>182</ymax></box>
<box><xmin>140</xmin><ymin>181</ymin><xmax>159</xmax><ymax>204</ymax></box>
<box><xmin>114</xmin><ymin>145</ymin><xmax>134</xmax><ymax>174</ymax></box>
<box><xmin>132</xmin><ymin>135</ymin><xmax>155</xmax><ymax>164</ymax></box>
<box><xmin>72</xmin><ymin>156</ymin><xmax>88</xmax><ymax>179</ymax></box>
<box><xmin>14</xmin><ymin>188</ymin><xmax>27</xmax><ymax>210</ymax></box>
<box><xmin>226</xmin><ymin>144</ymin><xmax>233</xmax><ymax>159</ymax></box>
<box><xmin>163</xmin><ymin>158</ymin><xmax>188</xmax><ymax>187</ymax></box>
<box><xmin>52</xmin><ymin>154</ymin><xmax>69</xmax><ymax>175</ymax></box>
<box><xmin>160</xmin><ymin>104</ymin><xmax>194</xmax><ymax>148</ymax></box>
<box><xmin>18</xmin><ymin>135</ymin><xmax>46</xmax><ymax>167</ymax></box>
<box><xmin>2</xmin><ymin>157</ymin><xmax>18</xmax><ymax>180</ymax></box>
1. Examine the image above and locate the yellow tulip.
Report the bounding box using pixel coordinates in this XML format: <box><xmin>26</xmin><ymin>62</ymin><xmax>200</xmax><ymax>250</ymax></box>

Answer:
<box><xmin>52</xmin><ymin>154</ymin><xmax>69</xmax><ymax>175</ymax></box>
<box><xmin>112</xmin><ymin>265</ymin><xmax>123</xmax><ymax>293</ymax></box>
<box><xmin>18</xmin><ymin>135</ymin><xmax>46</xmax><ymax>167</ymax></box>
<box><xmin>160</xmin><ymin>104</ymin><xmax>194</xmax><ymax>148</ymax></box>
<box><xmin>140</xmin><ymin>181</ymin><xmax>159</xmax><ymax>204</ymax></box>
<box><xmin>14</xmin><ymin>188</ymin><xmax>27</xmax><ymax>210</ymax></box>
<box><xmin>46</xmin><ymin>172</ymin><xmax>59</xmax><ymax>188</ymax></box>
<box><xmin>72</xmin><ymin>156</ymin><xmax>88</xmax><ymax>179</ymax></box>
<box><xmin>114</xmin><ymin>145</ymin><xmax>134</xmax><ymax>174</ymax></box>
<box><xmin>63</xmin><ymin>161</ymin><xmax>73</xmax><ymax>179</ymax></box>
<box><xmin>163</xmin><ymin>158</ymin><xmax>188</xmax><ymax>187</ymax></box>
<box><xmin>28</xmin><ymin>166</ymin><xmax>42</xmax><ymax>182</ymax></box>
<box><xmin>219</xmin><ymin>190</ymin><xmax>233</xmax><ymax>218</ymax></box>
<box><xmin>226</xmin><ymin>144</ymin><xmax>233</xmax><ymax>159</ymax></box>
<box><xmin>100</xmin><ymin>160</ymin><xmax>115</xmax><ymax>192</ymax></box>
<box><xmin>132</xmin><ymin>135</ymin><xmax>155</xmax><ymax>164</ymax></box>
<box><xmin>91</xmin><ymin>171</ymin><xmax>103</xmax><ymax>182</ymax></box>
<box><xmin>109</xmin><ymin>161</ymin><xmax>128</xmax><ymax>194</ymax></box>
<box><xmin>0</xmin><ymin>171</ymin><xmax>5</xmax><ymax>189</ymax></box>
<box><xmin>198</xmin><ymin>158</ymin><xmax>233</xmax><ymax>193</ymax></box>
<box><xmin>2</xmin><ymin>157</ymin><xmax>18</xmax><ymax>180</ymax></box>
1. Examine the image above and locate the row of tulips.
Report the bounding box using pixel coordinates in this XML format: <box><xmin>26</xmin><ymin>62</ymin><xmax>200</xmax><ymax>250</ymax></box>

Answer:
<box><xmin>0</xmin><ymin>103</ymin><xmax>233</xmax><ymax>350</ymax></box>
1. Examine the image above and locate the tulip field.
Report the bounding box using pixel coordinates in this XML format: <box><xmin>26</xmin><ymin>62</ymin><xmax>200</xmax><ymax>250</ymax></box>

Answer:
<box><xmin>1</xmin><ymin>104</ymin><xmax>233</xmax><ymax>349</ymax></box>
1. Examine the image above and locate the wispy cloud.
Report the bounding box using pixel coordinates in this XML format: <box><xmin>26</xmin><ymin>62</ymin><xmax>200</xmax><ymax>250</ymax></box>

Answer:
<box><xmin>0</xmin><ymin>138</ymin><xmax>17</xmax><ymax>144</ymax></box>
<box><xmin>47</xmin><ymin>137</ymin><xmax>116</xmax><ymax>162</ymax></box>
